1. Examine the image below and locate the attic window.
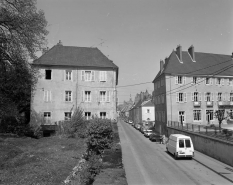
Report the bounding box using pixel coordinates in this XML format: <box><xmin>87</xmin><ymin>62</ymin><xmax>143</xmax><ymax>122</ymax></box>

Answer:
<box><xmin>45</xmin><ymin>69</ymin><xmax>52</xmax><ymax>80</ymax></box>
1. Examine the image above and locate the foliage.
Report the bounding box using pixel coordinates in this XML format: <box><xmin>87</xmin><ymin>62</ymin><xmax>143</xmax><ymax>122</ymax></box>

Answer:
<box><xmin>214</xmin><ymin>110</ymin><xmax>228</xmax><ymax>129</ymax></box>
<box><xmin>79</xmin><ymin>154</ymin><xmax>102</xmax><ymax>185</ymax></box>
<box><xmin>86</xmin><ymin>117</ymin><xmax>113</xmax><ymax>155</ymax></box>
<box><xmin>0</xmin><ymin>0</ymin><xmax>48</xmax><ymax>124</ymax></box>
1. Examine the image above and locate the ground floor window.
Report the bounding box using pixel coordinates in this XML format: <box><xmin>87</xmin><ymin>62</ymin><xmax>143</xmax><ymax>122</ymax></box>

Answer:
<box><xmin>64</xmin><ymin>112</ymin><xmax>72</xmax><ymax>121</ymax></box>
<box><xmin>178</xmin><ymin>111</ymin><xmax>185</xmax><ymax>124</ymax></box>
<box><xmin>206</xmin><ymin>110</ymin><xmax>214</xmax><ymax>123</ymax></box>
<box><xmin>193</xmin><ymin>110</ymin><xmax>201</xmax><ymax>121</ymax></box>
<box><xmin>44</xmin><ymin>112</ymin><xmax>51</xmax><ymax>123</ymax></box>
<box><xmin>85</xmin><ymin>112</ymin><xmax>91</xmax><ymax>120</ymax></box>
<box><xmin>100</xmin><ymin>112</ymin><xmax>106</xmax><ymax>119</ymax></box>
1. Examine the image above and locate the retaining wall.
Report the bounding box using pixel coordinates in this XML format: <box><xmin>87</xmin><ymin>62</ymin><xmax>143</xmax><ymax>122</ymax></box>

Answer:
<box><xmin>167</xmin><ymin>127</ymin><xmax>233</xmax><ymax>167</ymax></box>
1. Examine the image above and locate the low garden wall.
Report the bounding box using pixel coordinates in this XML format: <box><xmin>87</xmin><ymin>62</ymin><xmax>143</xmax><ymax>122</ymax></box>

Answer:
<box><xmin>167</xmin><ymin>127</ymin><xmax>233</xmax><ymax>167</ymax></box>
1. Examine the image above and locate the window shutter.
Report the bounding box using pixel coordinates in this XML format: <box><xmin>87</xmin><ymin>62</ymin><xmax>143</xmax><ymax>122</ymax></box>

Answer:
<box><xmin>105</xmin><ymin>71</ymin><xmax>107</xmax><ymax>81</ymax></box>
<box><xmin>176</xmin><ymin>93</ymin><xmax>179</xmax><ymax>102</ymax></box>
<box><xmin>224</xmin><ymin>92</ymin><xmax>227</xmax><ymax>101</ymax></box>
<box><xmin>63</xmin><ymin>70</ymin><xmax>65</xmax><ymax>81</ymax></box>
<box><xmin>99</xmin><ymin>72</ymin><xmax>102</xmax><ymax>81</ymax></box>
<box><xmin>216</xmin><ymin>92</ymin><xmax>218</xmax><ymax>101</ymax></box>
<box><xmin>215</xmin><ymin>78</ymin><xmax>217</xmax><ymax>85</ymax></box>
<box><xmin>211</xmin><ymin>92</ymin><xmax>214</xmax><ymax>101</ymax></box>
<box><xmin>71</xmin><ymin>91</ymin><xmax>73</xmax><ymax>102</ymax></box>
<box><xmin>221</xmin><ymin>79</ymin><xmax>224</xmax><ymax>86</ymax></box>
<box><xmin>226</xmin><ymin>79</ymin><xmax>230</xmax><ymax>86</ymax></box>
<box><xmin>82</xmin><ymin>91</ymin><xmax>84</xmax><ymax>102</ymax></box>
<box><xmin>184</xmin><ymin>93</ymin><xmax>187</xmax><ymax>102</ymax></box>
<box><xmin>90</xmin><ymin>91</ymin><xmax>92</xmax><ymax>102</ymax></box>
<box><xmin>204</xmin><ymin>92</ymin><xmax>207</xmax><ymax>101</ymax></box>
<box><xmin>43</xmin><ymin>90</ymin><xmax>45</xmax><ymax>101</ymax></box>
<box><xmin>50</xmin><ymin>91</ymin><xmax>52</xmax><ymax>102</ymax></box>
<box><xmin>81</xmin><ymin>71</ymin><xmax>85</xmax><ymax>81</ymax></box>
<box><xmin>107</xmin><ymin>91</ymin><xmax>110</xmax><ymax>102</ymax></box>
<box><xmin>199</xmin><ymin>92</ymin><xmax>202</xmax><ymax>101</ymax></box>
<box><xmin>210</xmin><ymin>78</ymin><xmax>213</xmax><ymax>85</ymax></box>
<box><xmin>91</xmin><ymin>71</ymin><xmax>95</xmax><ymax>81</ymax></box>
<box><xmin>183</xmin><ymin>76</ymin><xmax>186</xmax><ymax>84</ymax></box>
<box><xmin>71</xmin><ymin>70</ymin><xmax>73</xmax><ymax>81</ymax></box>
<box><xmin>191</xmin><ymin>92</ymin><xmax>194</xmax><ymax>101</ymax></box>
<box><xmin>228</xmin><ymin>93</ymin><xmax>230</xmax><ymax>101</ymax></box>
<box><xmin>175</xmin><ymin>76</ymin><xmax>178</xmax><ymax>84</ymax></box>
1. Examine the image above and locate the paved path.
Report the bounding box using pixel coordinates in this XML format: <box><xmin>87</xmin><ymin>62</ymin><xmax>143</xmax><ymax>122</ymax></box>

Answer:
<box><xmin>118</xmin><ymin>119</ymin><xmax>233</xmax><ymax>185</ymax></box>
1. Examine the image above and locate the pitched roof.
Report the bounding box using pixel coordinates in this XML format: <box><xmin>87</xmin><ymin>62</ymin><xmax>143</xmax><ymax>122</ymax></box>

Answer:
<box><xmin>141</xmin><ymin>99</ymin><xmax>154</xmax><ymax>107</ymax></box>
<box><xmin>153</xmin><ymin>49</ymin><xmax>233</xmax><ymax>82</ymax></box>
<box><xmin>33</xmin><ymin>45</ymin><xmax>118</xmax><ymax>69</ymax></box>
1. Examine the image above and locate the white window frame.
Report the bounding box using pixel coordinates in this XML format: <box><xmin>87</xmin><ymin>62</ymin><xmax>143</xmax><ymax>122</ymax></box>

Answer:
<box><xmin>65</xmin><ymin>91</ymin><xmax>72</xmax><ymax>102</ymax></box>
<box><xmin>84</xmin><ymin>91</ymin><xmax>91</xmax><ymax>102</ymax></box>
<box><xmin>176</xmin><ymin>92</ymin><xmax>187</xmax><ymax>103</ymax></box>
<box><xmin>45</xmin><ymin>69</ymin><xmax>52</xmax><ymax>80</ymax></box>
<box><xmin>65</xmin><ymin>70</ymin><xmax>72</xmax><ymax>81</ymax></box>
<box><xmin>100</xmin><ymin>112</ymin><xmax>106</xmax><ymax>119</ymax></box>
<box><xmin>178</xmin><ymin>111</ymin><xmax>185</xmax><ymax>124</ymax></box>
<box><xmin>193</xmin><ymin>110</ymin><xmax>202</xmax><ymax>121</ymax></box>
<box><xmin>64</xmin><ymin>112</ymin><xmax>72</xmax><ymax>121</ymax></box>
<box><xmin>206</xmin><ymin>110</ymin><xmax>214</xmax><ymax>122</ymax></box>
<box><xmin>82</xmin><ymin>70</ymin><xmax>95</xmax><ymax>81</ymax></box>
<box><xmin>217</xmin><ymin>92</ymin><xmax>222</xmax><ymax>101</ymax></box>
<box><xmin>44</xmin><ymin>112</ymin><xmax>51</xmax><ymax>123</ymax></box>
<box><xmin>85</xmin><ymin>112</ymin><xmax>91</xmax><ymax>120</ymax></box>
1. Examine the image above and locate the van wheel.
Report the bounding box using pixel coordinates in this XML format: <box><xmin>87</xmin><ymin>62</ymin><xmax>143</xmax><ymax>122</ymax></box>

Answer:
<box><xmin>174</xmin><ymin>153</ymin><xmax>178</xmax><ymax>160</ymax></box>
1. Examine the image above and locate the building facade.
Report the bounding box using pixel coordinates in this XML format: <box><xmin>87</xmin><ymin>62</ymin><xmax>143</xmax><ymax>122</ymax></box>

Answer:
<box><xmin>153</xmin><ymin>45</ymin><xmax>233</xmax><ymax>135</ymax></box>
<box><xmin>31</xmin><ymin>42</ymin><xmax>118</xmax><ymax>123</ymax></box>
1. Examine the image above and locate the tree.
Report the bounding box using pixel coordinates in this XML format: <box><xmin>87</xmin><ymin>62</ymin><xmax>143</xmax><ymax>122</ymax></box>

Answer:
<box><xmin>0</xmin><ymin>0</ymin><xmax>48</xmax><ymax>131</ymax></box>
<box><xmin>214</xmin><ymin>110</ymin><xmax>227</xmax><ymax>129</ymax></box>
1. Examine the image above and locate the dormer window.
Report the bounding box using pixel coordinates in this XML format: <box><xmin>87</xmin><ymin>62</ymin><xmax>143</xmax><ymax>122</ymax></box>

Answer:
<box><xmin>178</xmin><ymin>76</ymin><xmax>183</xmax><ymax>84</ymax></box>
<box><xmin>193</xmin><ymin>77</ymin><xmax>197</xmax><ymax>84</ymax></box>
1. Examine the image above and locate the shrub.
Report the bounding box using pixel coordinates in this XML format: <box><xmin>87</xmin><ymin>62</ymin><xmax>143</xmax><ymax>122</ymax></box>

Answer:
<box><xmin>86</xmin><ymin>117</ymin><xmax>113</xmax><ymax>155</ymax></box>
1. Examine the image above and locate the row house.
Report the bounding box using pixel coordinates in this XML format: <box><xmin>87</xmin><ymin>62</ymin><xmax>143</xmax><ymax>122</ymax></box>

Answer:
<box><xmin>153</xmin><ymin>45</ymin><xmax>233</xmax><ymax>135</ymax></box>
<box><xmin>129</xmin><ymin>91</ymin><xmax>154</xmax><ymax>123</ymax></box>
<box><xmin>31</xmin><ymin>41</ymin><xmax>118</xmax><ymax>123</ymax></box>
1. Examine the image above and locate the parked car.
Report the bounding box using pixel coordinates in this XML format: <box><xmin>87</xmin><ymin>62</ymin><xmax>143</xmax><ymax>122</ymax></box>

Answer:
<box><xmin>166</xmin><ymin>134</ymin><xmax>194</xmax><ymax>159</ymax></box>
<box><xmin>144</xmin><ymin>129</ymin><xmax>153</xmax><ymax>137</ymax></box>
<box><xmin>149</xmin><ymin>133</ymin><xmax>162</xmax><ymax>142</ymax></box>
<box><xmin>136</xmin><ymin>124</ymin><xmax>141</xmax><ymax>130</ymax></box>
<box><xmin>141</xmin><ymin>126</ymin><xmax>147</xmax><ymax>134</ymax></box>
<box><xmin>128</xmin><ymin>120</ymin><xmax>133</xmax><ymax>124</ymax></box>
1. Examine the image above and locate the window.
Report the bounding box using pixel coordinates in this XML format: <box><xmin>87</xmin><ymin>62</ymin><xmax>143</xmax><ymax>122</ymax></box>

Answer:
<box><xmin>206</xmin><ymin>78</ymin><xmax>210</xmax><ymax>85</ymax></box>
<box><xmin>44</xmin><ymin>90</ymin><xmax>52</xmax><ymax>102</ymax></box>
<box><xmin>65</xmin><ymin>91</ymin><xmax>72</xmax><ymax>102</ymax></box>
<box><xmin>179</xmin><ymin>111</ymin><xmax>185</xmax><ymax>124</ymax></box>
<box><xmin>216</xmin><ymin>78</ymin><xmax>223</xmax><ymax>85</ymax></box>
<box><xmin>229</xmin><ymin>110</ymin><xmax>233</xmax><ymax>119</ymax></box>
<box><xmin>66</xmin><ymin>70</ymin><xmax>72</xmax><ymax>81</ymax></box>
<box><xmin>217</xmin><ymin>92</ymin><xmax>222</xmax><ymax>101</ymax></box>
<box><xmin>193</xmin><ymin>110</ymin><xmax>201</xmax><ymax>121</ymax></box>
<box><xmin>176</xmin><ymin>93</ymin><xmax>187</xmax><ymax>103</ymax></box>
<box><xmin>194</xmin><ymin>92</ymin><xmax>198</xmax><ymax>102</ymax></box>
<box><xmin>99</xmin><ymin>71</ymin><xmax>107</xmax><ymax>82</ymax></box>
<box><xmin>81</xmin><ymin>71</ymin><xmax>95</xmax><ymax>81</ymax></box>
<box><xmin>185</xmin><ymin>139</ymin><xmax>191</xmax><ymax>148</ymax></box>
<box><xmin>206</xmin><ymin>92</ymin><xmax>211</xmax><ymax>102</ymax></box>
<box><xmin>229</xmin><ymin>79</ymin><xmax>233</xmax><ymax>86</ymax></box>
<box><xmin>64</xmin><ymin>112</ymin><xmax>72</xmax><ymax>121</ymax></box>
<box><xmin>45</xmin><ymin>69</ymin><xmax>52</xmax><ymax>80</ymax></box>
<box><xmin>206</xmin><ymin>110</ymin><xmax>214</xmax><ymax>122</ymax></box>
<box><xmin>230</xmin><ymin>93</ymin><xmax>233</xmax><ymax>102</ymax></box>
<box><xmin>193</xmin><ymin>77</ymin><xmax>197</xmax><ymax>84</ymax></box>
<box><xmin>44</xmin><ymin>112</ymin><xmax>51</xmax><ymax>123</ymax></box>
<box><xmin>178</xmin><ymin>76</ymin><xmax>183</xmax><ymax>84</ymax></box>
<box><xmin>84</xmin><ymin>91</ymin><xmax>91</xmax><ymax>102</ymax></box>
<box><xmin>179</xmin><ymin>139</ymin><xmax>185</xmax><ymax>148</ymax></box>
<box><xmin>85</xmin><ymin>112</ymin><xmax>91</xmax><ymax>120</ymax></box>
<box><xmin>100</xmin><ymin>112</ymin><xmax>106</xmax><ymax>119</ymax></box>
<box><xmin>147</xmin><ymin>109</ymin><xmax>150</xmax><ymax>113</ymax></box>
<box><xmin>99</xmin><ymin>91</ymin><xmax>110</xmax><ymax>102</ymax></box>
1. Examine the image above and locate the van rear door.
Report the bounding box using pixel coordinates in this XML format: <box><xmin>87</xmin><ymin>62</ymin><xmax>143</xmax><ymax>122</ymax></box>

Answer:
<box><xmin>184</xmin><ymin>139</ymin><xmax>193</xmax><ymax>156</ymax></box>
<box><xmin>178</xmin><ymin>138</ymin><xmax>193</xmax><ymax>156</ymax></box>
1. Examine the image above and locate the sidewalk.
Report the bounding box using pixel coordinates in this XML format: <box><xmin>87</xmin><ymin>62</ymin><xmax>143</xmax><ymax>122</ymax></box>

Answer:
<box><xmin>193</xmin><ymin>150</ymin><xmax>233</xmax><ymax>183</ymax></box>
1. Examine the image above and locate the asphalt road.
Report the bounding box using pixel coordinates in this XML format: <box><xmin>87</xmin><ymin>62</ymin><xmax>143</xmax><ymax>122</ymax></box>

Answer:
<box><xmin>118</xmin><ymin>119</ymin><xmax>232</xmax><ymax>185</ymax></box>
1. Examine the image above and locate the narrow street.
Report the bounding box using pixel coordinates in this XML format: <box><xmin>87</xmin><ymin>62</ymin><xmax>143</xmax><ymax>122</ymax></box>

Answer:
<box><xmin>118</xmin><ymin>119</ymin><xmax>233</xmax><ymax>185</ymax></box>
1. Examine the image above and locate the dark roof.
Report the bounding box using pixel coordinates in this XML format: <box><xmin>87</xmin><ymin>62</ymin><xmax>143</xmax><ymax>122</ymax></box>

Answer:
<box><xmin>33</xmin><ymin>45</ymin><xmax>118</xmax><ymax>69</ymax></box>
<box><xmin>153</xmin><ymin>50</ymin><xmax>233</xmax><ymax>82</ymax></box>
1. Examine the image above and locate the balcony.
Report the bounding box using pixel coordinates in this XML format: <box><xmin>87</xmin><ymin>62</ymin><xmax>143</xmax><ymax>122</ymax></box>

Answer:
<box><xmin>218</xmin><ymin>101</ymin><xmax>233</xmax><ymax>108</ymax></box>
<box><xmin>206</xmin><ymin>101</ymin><xmax>213</xmax><ymax>107</ymax></box>
<box><xmin>193</xmin><ymin>101</ymin><xmax>201</xmax><ymax>107</ymax></box>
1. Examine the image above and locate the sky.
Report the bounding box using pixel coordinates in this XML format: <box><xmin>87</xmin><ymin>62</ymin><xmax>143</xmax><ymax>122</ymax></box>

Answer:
<box><xmin>37</xmin><ymin>0</ymin><xmax>233</xmax><ymax>104</ymax></box>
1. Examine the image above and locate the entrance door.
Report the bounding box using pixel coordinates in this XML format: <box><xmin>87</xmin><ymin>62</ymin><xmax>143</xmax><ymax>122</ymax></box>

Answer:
<box><xmin>179</xmin><ymin>111</ymin><xmax>185</xmax><ymax>126</ymax></box>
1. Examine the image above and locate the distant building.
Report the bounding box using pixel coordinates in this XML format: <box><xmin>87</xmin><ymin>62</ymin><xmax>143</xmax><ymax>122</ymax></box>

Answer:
<box><xmin>153</xmin><ymin>45</ymin><xmax>233</xmax><ymax>135</ymax></box>
<box><xmin>31</xmin><ymin>41</ymin><xmax>118</xmax><ymax>123</ymax></box>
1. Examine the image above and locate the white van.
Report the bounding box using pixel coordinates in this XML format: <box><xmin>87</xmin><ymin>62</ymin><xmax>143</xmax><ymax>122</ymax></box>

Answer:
<box><xmin>166</xmin><ymin>134</ymin><xmax>194</xmax><ymax>159</ymax></box>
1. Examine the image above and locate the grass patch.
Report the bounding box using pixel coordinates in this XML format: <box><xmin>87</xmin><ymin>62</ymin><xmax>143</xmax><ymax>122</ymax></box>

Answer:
<box><xmin>0</xmin><ymin>135</ymin><xmax>86</xmax><ymax>185</ymax></box>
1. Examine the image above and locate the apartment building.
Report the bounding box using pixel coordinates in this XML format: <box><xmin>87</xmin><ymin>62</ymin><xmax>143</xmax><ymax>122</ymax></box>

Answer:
<box><xmin>31</xmin><ymin>41</ymin><xmax>118</xmax><ymax>123</ymax></box>
<box><xmin>153</xmin><ymin>45</ymin><xmax>233</xmax><ymax>135</ymax></box>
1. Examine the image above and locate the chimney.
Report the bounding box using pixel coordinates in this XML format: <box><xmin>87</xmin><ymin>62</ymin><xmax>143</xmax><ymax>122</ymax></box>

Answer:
<box><xmin>188</xmin><ymin>45</ymin><xmax>195</xmax><ymax>61</ymax></box>
<box><xmin>57</xmin><ymin>40</ymin><xmax>63</xmax><ymax>46</ymax></box>
<box><xmin>176</xmin><ymin>45</ymin><xmax>182</xmax><ymax>62</ymax></box>
<box><xmin>160</xmin><ymin>60</ymin><xmax>164</xmax><ymax>72</ymax></box>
